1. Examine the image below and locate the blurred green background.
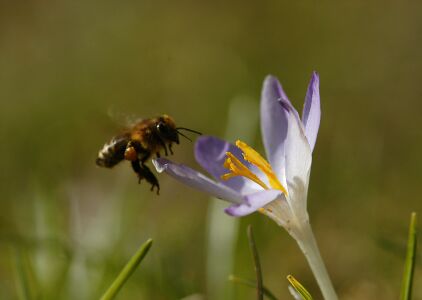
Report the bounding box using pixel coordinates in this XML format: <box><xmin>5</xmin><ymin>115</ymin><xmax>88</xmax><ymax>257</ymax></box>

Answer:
<box><xmin>1</xmin><ymin>0</ymin><xmax>421</xmax><ymax>299</ymax></box>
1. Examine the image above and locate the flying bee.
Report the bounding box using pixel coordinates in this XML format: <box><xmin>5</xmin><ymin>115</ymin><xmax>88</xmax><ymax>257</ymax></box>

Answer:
<box><xmin>96</xmin><ymin>114</ymin><xmax>201</xmax><ymax>194</ymax></box>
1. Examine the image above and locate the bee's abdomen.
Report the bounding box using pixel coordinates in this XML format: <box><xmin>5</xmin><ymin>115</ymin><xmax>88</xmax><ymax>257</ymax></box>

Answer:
<box><xmin>96</xmin><ymin>136</ymin><xmax>129</xmax><ymax>168</ymax></box>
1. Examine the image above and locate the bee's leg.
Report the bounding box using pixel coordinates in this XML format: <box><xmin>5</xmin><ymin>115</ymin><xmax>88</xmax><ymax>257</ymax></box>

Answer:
<box><xmin>169</xmin><ymin>143</ymin><xmax>173</xmax><ymax>155</ymax></box>
<box><xmin>157</xmin><ymin>139</ymin><xmax>168</xmax><ymax>156</ymax></box>
<box><xmin>140</xmin><ymin>163</ymin><xmax>160</xmax><ymax>195</ymax></box>
<box><xmin>131</xmin><ymin>159</ymin><xmax>144</xmax><ymax>184</ymax></box>
<box><xmin>133</xmin><ymin>153</ymin><xmax>160</xmax><ymax>193</ymax></box>
<box><xmin>138</xmin><ymin>149</ymin><xmax>151</xmax><ymax>164</ymax></box>
<box><xmin>131</xmin><ymin>160</ymin><xmax>159</xmax><ymax>193</ymax></box>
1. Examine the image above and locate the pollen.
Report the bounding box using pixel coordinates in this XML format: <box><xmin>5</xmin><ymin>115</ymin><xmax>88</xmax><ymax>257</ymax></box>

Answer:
<box><xmin>221</xmin><ymin>152</ymin><xmax>269</xmax><ymax>190</ymax></box>
<box><xmin>124</xmin><ymin>146</ymin><xmax>138</xmax><ymax>161</ymax></box>
<box><xmin>221</xmin><ymin>140</ymin><xmax>288</xmax><ymax>196</ymax></box>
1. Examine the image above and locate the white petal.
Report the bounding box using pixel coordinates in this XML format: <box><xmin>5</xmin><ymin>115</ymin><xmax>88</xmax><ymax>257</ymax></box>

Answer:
<box><xmin>284</xmin><ymin>106</ymin><xmax>312</xmax><ymax>214</ymax></box>
<box><xmin>263</xmin><ymin>196</ymin><xmax>294</xmax><ymax>229</ymax></box>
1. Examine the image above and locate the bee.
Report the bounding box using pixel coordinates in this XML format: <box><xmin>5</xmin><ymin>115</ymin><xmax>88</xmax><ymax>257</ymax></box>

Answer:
<box><xmin>96</xmin><ymin>114</ymin><xmax>200</xmax><ymax>194</ymax></box>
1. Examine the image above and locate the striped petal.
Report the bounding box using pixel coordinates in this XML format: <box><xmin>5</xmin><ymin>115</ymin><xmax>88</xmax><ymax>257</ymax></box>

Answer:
<box><xmin>153</xmin><ymin>158</ymin><xmax>243</xmax><ymax>204</ymax></box>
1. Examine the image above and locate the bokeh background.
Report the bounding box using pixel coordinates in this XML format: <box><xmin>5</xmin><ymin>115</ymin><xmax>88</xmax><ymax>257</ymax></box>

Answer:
<box><xmin>1</xmin><ymin>0</ymin><xmax>421</xmax><ymax>299</ymax></box>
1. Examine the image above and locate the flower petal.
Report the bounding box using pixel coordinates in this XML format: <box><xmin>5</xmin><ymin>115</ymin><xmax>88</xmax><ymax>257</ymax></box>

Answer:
<box><xmin>194</xmin><ymin>135</ymin><xmax>263</xmax><ymax>194</ymax></box>
<box><xmin>302</xmin><ymin>71</ymin><xmax>320</xmax><ymax>151</ymax></box>
<box><xmin>224</xmin><ymin>189</ymin><xmax>283</xmax><ymax>216</ymax></box>
<box><xmin>263</xmin><ymin>196</ymin><xmax>295</xmax><ymax>228</ymax></box>
<box><xmin>284</xmin><ymin>105</ymin><xmax>312</xmax><ymax>214</ymax></box>
<box><xmin>260</xmin><ymin>75</ymin><xmax>291</xmax><ymax>184</ymax></box>
<box><xmin>153</xmin><ymin>158</ymin><xmax>243</xmax><ymax>204</ymax></box>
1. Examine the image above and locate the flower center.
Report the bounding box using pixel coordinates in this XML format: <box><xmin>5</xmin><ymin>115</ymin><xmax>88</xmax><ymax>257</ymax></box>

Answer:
<box><xmin>221</xmin><ymin>140</ymin><xmax>288</xmax><ymax>196</ymax></box>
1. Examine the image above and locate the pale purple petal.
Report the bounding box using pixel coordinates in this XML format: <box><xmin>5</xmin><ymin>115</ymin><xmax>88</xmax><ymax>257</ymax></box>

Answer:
<box><xmin>260</xmin><ymin>76</ymin><xmax>291</xmax><ymax>184</ymax></box>
<box><xmin>153</xmin><ymin>158</ymin><xmax>243</xmax><ymax>204</ymax></box>
<box><xmin>224</xmin><ymin>189</ymin><xmax>282</xmax><ymax>216</ymax></box>
<box><xmin>302</xmin><ymin>71</ymin><xmax>320</xmax><ymax>151</ymax></box>
<box><xmin>195</xmin><ymin>135</ymin><xmax>263</xmax><ymax>194</ymax></box>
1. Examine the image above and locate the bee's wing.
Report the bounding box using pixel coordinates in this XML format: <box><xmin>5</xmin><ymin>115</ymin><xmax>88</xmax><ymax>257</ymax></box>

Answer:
<box><xmin>107</xmin><ymin>107</ymin><xmax>143</xmax><ymax>128</ymax></box>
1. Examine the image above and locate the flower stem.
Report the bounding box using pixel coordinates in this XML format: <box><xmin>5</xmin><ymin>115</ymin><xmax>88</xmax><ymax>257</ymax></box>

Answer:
<box><xmin>294</xmin><ymin>221</ymin><xmax>338</xmax><ymax>300</ymax></box>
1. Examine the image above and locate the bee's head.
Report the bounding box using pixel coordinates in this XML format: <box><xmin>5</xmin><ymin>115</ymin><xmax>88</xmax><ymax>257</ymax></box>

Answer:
<box><xmin>157</xmin><ymin>115</ymin><xmax>179</xmax><ymax>144</ymax></box>
<box><xmin>157</xmin><ymin>114</ymin><xmax>202</xmax><ymax>144</ymax></box>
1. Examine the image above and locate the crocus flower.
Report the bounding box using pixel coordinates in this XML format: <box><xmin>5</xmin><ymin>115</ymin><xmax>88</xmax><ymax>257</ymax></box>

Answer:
<box><xmin>153</xmin><ymin>72</ymin><xmax>319</xmax><ymax>236</ymax></box>
<box><xmin>153</xmin><ymin>72</ymin><xmax>338</xmax><ymax>299</ymax></box>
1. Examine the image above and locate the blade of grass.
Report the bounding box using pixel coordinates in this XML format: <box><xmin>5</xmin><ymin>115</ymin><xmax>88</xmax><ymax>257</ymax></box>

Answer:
<box><xmin>12</xmin><ymin>247</ymin><xmax>31</xmax><ymax>300</ymax></box>
<box><xmin>12</xmin><ymin>245</ymin><xmax>39</xmax><ymax>300</ymax></box>
<box><xmin>247</xmin><ymin>225</ymin><xmax>263</xmax><ymax>300</ymax></box>
<box><xmin>100</xmin><ymin>239</ymin><xmax>153</xmax><ymax>300</ymax></box>
<box><xmin>287</xmin><ymin>275</ymin><xmax>313</xmax><ymax>300</ymax></box>
<box><xmin>400</xmin><ymin>212</ymin><xmax>417</xmax><ymax>300</ymax></box>
<box><xmin>228</xmin><ymin>275</ymin><xmax>278</xmax><ymax>300</ymax></box>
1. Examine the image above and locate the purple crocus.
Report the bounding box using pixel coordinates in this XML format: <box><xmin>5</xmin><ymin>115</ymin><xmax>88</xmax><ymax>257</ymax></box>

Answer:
<box><xmin>154</xmin><ymin>73</ymin><xmax>338</xmax><ymax>299</ymax></box>
<box><xmin>153</xmin><ymin>72</ymin><xmax>320</xmax><ymax>235</ymax></box>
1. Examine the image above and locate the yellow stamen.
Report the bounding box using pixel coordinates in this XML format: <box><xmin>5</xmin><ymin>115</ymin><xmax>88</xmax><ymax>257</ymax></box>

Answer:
<box><xmin>221</xmin><ymin>152</ymin><xmax>269</xmax><ymax>190</ymax></box>
<box><xmin>221</xmin><ymin>140</ymin><xmax>289</xmax><ymax>214</ymax></box>
<box><xmin>235</xmin><ymin>140</ymin><xmax>288</xmax><ymax>195</ymax></box>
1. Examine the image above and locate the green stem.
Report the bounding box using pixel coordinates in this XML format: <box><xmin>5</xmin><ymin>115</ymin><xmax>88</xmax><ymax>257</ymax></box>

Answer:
<box><xmin>400</xmin><ymin>212</ymin><xmax>417</xmax><ymax>300</ymax></box>
<box><xmin>100</xmin><ymin>239</ymin><xmax>153</xmax><ymax>300</ymax></box>
<box><xmin>247</xmin><ymin>225</ymin><xmax>264</xmax><ymax>300</ymax></box>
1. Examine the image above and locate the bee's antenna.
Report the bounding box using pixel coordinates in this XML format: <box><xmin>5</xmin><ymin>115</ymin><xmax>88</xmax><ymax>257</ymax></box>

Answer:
<box><xmin>176</xmin><ymin>127</ymin><xmax>202</xmax><ymax>135</ymax></box>
<box><xmin>177</xmin><ymin>131</ymin><xmax>193</xmax><ymax>142</ymax></box>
